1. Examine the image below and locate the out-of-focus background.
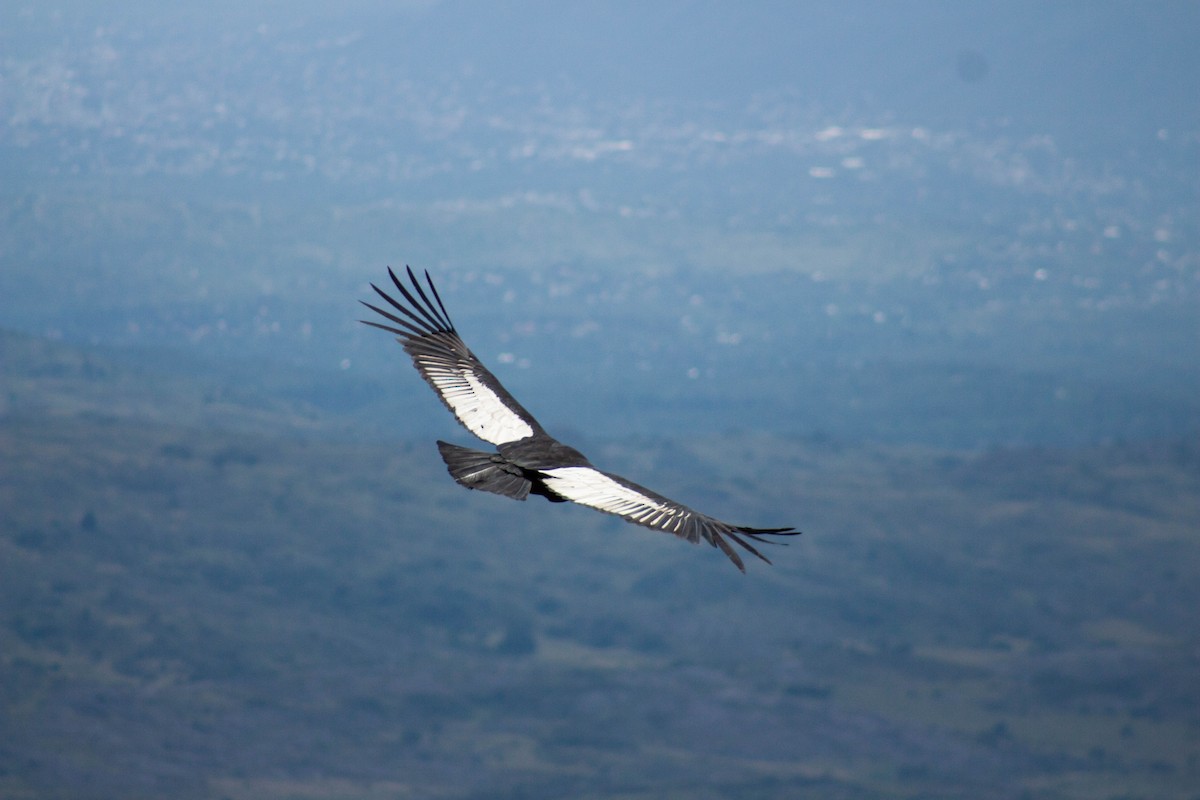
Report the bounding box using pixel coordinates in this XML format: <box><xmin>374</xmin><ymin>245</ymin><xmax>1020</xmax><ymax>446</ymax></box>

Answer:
<box><xmin>2</xmin><ymin>2</ymin><xmax>1197</xmax><ymax>798</ymax></box>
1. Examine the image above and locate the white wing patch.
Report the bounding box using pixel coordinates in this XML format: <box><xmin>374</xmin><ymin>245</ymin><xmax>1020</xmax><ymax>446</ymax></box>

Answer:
<box><xmin>542</xmin><ymin>466</ymin><xmax>690</xmax><ymax>534</ymax></box>
<box><xmin>419</xmin><ymin>356</ymin><xmax>534</xmax><ymax>445</ymax></box>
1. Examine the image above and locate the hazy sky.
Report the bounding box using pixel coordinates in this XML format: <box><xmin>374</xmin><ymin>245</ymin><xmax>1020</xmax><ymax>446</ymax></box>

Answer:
<box><xmin>6</xmin><ymin>0</ymin><xmax>1197</xmax><ymax>143</ymax></box>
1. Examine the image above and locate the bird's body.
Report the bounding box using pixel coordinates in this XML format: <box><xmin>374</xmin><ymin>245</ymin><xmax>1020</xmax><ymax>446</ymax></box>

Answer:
<box><xmin>361</xmin><ymin>266</ymin><xmax>798</xmax><ymax>571</ymax></box>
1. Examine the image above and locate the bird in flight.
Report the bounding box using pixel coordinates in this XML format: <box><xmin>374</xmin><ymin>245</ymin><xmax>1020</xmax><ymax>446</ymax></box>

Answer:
<box><xmin>360</xmin><ymin>267</ymin><xmax>799</xmax><ymax>571</ymax></box>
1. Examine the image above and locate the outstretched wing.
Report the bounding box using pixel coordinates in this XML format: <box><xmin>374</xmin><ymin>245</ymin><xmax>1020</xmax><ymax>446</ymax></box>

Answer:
<box><xmin>540</xmin><ymin>465</ymin><xmax>799</xmax><ymax>572</ymax></box>
<box><xmin>360</xmin><ymin>267</ymin><xmax>544</xmax><ymax>446</ymax></box>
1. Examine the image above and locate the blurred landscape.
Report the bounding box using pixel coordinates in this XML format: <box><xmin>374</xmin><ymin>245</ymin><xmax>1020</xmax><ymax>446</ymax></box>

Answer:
<box><xmin>2</xmin><ymin>2</ymin><xmax>1198</xmax><ymax>798</ymax></box>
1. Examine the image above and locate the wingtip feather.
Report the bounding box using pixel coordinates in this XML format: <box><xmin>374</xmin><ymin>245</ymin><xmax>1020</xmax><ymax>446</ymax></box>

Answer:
<box><xmin>713</xmin><ymin>533</ymin><xmax>748</xmax><ymax>573</ymax></box>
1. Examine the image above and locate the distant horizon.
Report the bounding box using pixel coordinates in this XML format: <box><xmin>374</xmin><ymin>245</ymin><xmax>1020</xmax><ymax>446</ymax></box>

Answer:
<box><xmin>1</xmin><ymin>0</ymin><xmax>1197</xmax><ymax>448</ymax></box>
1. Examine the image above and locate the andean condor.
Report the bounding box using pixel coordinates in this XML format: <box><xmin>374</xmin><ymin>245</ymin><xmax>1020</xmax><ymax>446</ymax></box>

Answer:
<box><xmin>360</xmin><ymin>267</ymin><xmax>799</xmax><ymax>571</ymax></box>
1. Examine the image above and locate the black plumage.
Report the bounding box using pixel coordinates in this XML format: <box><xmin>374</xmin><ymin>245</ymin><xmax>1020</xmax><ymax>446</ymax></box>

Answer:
<box><xmin>361</xmin><ymin>266</ymin><xmax>799</xmax><ymax>571</ymax></box>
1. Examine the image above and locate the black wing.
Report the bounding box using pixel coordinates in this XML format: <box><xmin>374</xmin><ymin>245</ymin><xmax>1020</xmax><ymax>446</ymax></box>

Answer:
<box><xmin>360</xmin><ymin>267</ymin><xmax>545</xmax><ymax>446</ymax></box>
<box><xmin>538</xmin><ymin>464</ymin><xmax>799</xmax><ymax>572</ymax></box>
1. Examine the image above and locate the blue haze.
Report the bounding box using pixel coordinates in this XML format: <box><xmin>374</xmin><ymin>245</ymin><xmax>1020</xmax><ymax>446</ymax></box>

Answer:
<box><xmin>3</xmin><ymin>2</ymin><xmax>1199</xmax><ymax>446</ymax></box>
<box><xmin>3</xmin><ymin>1</ymin><xmax>1197</xmax><ymax>446</ymax></box>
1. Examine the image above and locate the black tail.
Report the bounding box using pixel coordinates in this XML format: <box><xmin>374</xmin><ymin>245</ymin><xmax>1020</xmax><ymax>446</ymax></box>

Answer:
<box><xmin>436</xmin><ymin>441</ymin><xmax>532</xmax><ymax>501</ymax></box>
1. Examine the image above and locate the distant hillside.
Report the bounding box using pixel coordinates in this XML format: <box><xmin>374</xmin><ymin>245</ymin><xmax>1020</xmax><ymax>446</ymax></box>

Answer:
<box><xmin>2</xmin><ymin>332</ymin><xmax>1198</xmax><ymax>799</ymax></box>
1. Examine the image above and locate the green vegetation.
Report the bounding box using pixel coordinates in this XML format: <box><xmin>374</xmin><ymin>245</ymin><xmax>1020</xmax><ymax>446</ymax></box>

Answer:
<box><xmin>2</xmin><ymin>332</ymin><xmax>1197</xmax><ymax>799</ymax></box>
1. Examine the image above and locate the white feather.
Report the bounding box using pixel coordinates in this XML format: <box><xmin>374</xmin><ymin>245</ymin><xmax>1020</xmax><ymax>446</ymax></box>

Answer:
<box><xmin>542</xmin><ymin>466</ymin><xmax>683</xmax><ymax>523</ymax></box>
<box><xmin>419</xmin><ymin>356</ymin><xmax>534</xmax><ymax>444</ymax></box>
